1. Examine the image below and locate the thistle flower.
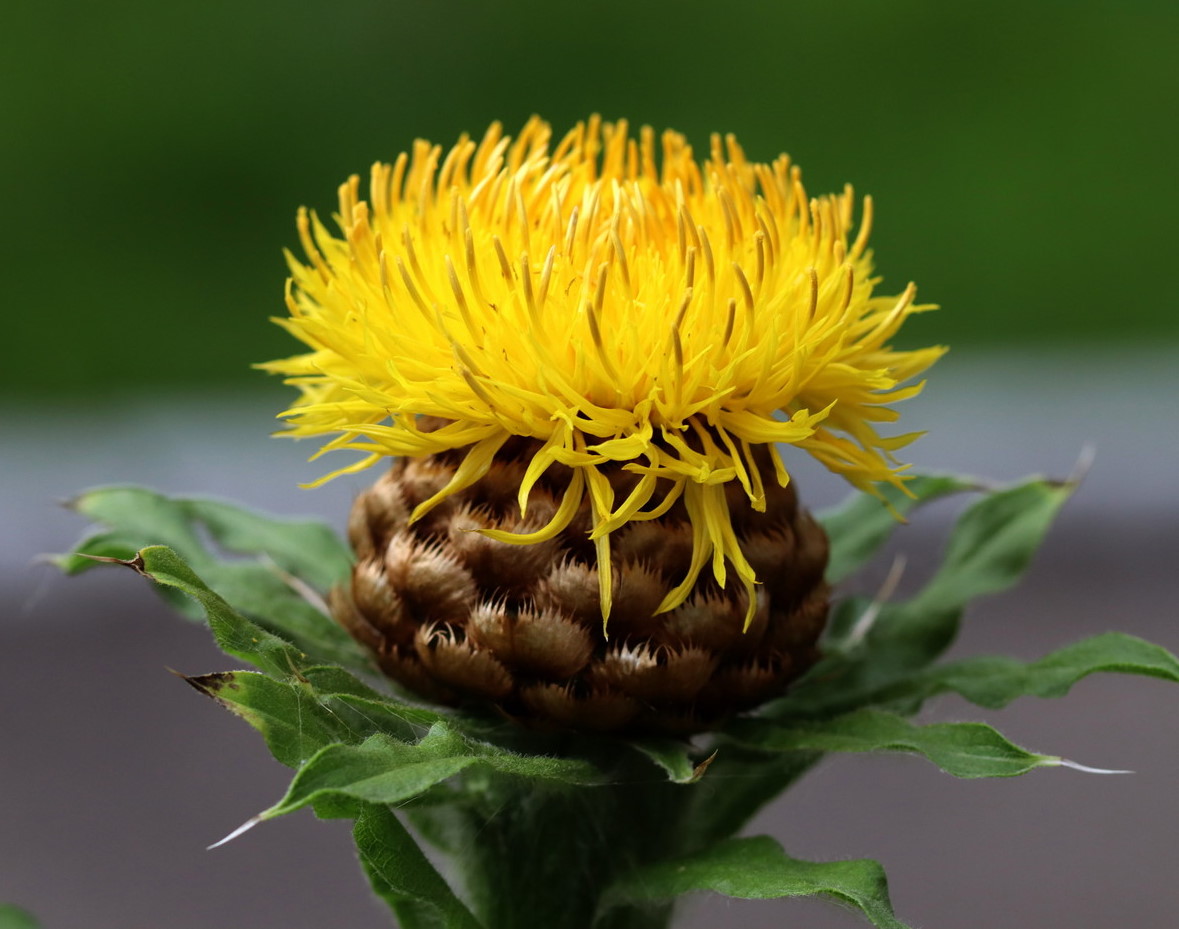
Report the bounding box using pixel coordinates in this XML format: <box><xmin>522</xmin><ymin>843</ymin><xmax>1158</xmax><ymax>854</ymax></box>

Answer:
<box><xmin>263</xmin><ymin>116</ymin><xmax>943</xmax><ymax>731</ymax></box>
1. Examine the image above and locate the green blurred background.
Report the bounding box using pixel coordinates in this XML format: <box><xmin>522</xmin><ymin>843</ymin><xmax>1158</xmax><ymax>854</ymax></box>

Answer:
<box><xmin>5</xmin><ymin>0</ymin><xmax>1177</xmax><ymax>401</ymax></box>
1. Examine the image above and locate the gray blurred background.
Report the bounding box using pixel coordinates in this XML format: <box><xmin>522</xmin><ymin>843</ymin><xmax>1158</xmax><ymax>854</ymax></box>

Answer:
<box><xmin>3</xmin><ymin>1</ymin><xmax>1176</xmax><ymax>926</ymax></box>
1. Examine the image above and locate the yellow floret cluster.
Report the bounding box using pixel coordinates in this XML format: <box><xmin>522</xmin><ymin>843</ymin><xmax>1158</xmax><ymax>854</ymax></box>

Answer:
<box><xmin>262</xmin><ymin>116</ymin><xmax>944</xmax><ymax>625</ymax></box>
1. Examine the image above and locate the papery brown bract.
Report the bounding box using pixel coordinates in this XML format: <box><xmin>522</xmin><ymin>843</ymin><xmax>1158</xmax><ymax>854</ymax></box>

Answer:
<box><xmin>333</xmin><ymin>440</ymin><xmax>829</xmax><ymax>734</ymax></box>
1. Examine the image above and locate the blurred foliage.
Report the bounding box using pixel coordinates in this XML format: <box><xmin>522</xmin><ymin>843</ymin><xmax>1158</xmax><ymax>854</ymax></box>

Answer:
<box><xmin>4</xmin><ymin>0</ymin><xmax>1176</xmax><ymax>398</ymax></box>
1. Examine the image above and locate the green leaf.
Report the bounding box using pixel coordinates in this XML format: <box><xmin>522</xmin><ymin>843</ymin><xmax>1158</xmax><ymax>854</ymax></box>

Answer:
<box><xmin>183</xmin><ymin>497</ymin><xmax>353</xmax><ymax>592</ymax></box>
<box><xmin>69</xmin><ymin>486</ymin><xmax>212</xmax><ymax>566</ymax></box>
<box><xmin>781</xmin><ymin>477</ymin><xmax>1075</xmax><ymax>716</ymax></box>
<box><xmin>186</xmin><ymin>668</ymin><xmax>444</xmax><ymax>767</ymax></box>
<box><xmin>602</xmin><ymin>835</ymin><xmax>909</xmax><ymax>929</ymax></box>
<box><xmin>915</xmin><ymin>477</ymin><xmax>1074</xmax><ymax>613</ymax></box>
<box><xmin>90</xmin><ymin>544</ymin><xmax>378</xmax><ymax>683</ymax></box>
<box><xmin>199</xmin><ymin>561</ymin><xmax>370</xmax><ymax>670</ymax></box>
<box><xmin>84</xmin><ymin>544</ymin><xmax>448</xmax><ymax>769</ymax></box>
<box><xmin>0</xmin><ymin>906</ymin><xmax>40</xmax><ymax>929</ymax></box>
<box><xmin>49</xmin><ymin>528</ymin><xmax>156</xmax><ymax>575</ymax></box>
<box><xmin>185</xmin><ymin>670</ymin><xmax>371</xmax><ymax>767</ymax></box>
<box><xmin>59</xmin><ymin>488</ymin><xmax>364</xmax><ymax>669</ymax></box>
<box><xmin>65</xmin><ymin>487</ymin><xmax>352</xmax><ymax>587</ymax></box>
<box><xmin>818</xmin><ymin>473</ymin><xmax>979</xmax><ymax>584</ymax></box>
<box><xmin>353</xmin><ymin>803</ymin><xmax>484</xmax><ymax>929</ymax></box>
<box><xmin>886</xmin><ymin>632</ymin><xmax>1179</xmax><ymax>713</ymax></box>
<box><xmin>727</xmin><ymin>708</ymin><xmax>1057</xmax><ymax>778</ymax></box>
<box><xmin>315</xmin><ymin>691</ymin><xmax>445</xmax><ymax>739</ymax></box>
<box><xmin>260</xmin><ymin>725</ymin><xmax>602</xmax><ymax>822</ymax></box>
<box><xmin>129</xmin><ymin>545</ymin><xmax>308</xmax><ymax>677</ymax></box>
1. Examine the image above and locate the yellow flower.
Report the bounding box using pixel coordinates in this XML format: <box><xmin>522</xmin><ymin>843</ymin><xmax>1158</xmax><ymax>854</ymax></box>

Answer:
<box><xmin>262</xmin><ymin>116</ymin><xmax>944</xmax><ymax>628</ymax></box>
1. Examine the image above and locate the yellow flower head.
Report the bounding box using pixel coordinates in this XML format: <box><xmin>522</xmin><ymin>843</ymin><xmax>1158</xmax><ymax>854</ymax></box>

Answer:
<box><xmin>262</xmin><ymin>116</ymin><xmax>944</xmax><ymax>627</ymax></box>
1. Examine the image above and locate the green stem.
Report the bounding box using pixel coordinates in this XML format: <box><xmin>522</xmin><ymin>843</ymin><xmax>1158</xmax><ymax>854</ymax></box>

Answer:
<box><xmin>404</xmin><ymin>737</ymin><xmax>819</xmax><ymax>929</ymax></box>
<box><xmin>445</xmin><ymin>766</ymin><xmax>687</xmax><ymax>929</ymax></box>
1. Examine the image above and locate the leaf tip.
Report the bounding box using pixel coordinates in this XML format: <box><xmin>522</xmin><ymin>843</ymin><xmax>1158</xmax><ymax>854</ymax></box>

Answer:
<box><xmin>31</xmin><ymin>552</ymin><xmax>68</xmax><ymax>570</ymax></box>
<box><xmin>1049</xmin><ymin>443</ymin><xmax>1096</xmax><ymax>491</ymax></box>
<box><xmin>689</xmin><ymin>750</ymin><xmax>719</xmax><ymax>783</ymax></box>
<box><xmin>73</xmin><ymin>550</ymin><xmax>149</xmax><ymax>576</ymax></box>
<box><xmin>59</xmin><ymin>492</ymin><xmax>83</xmax><ymax>512</ymax></box>
<box><xmin>183</xmin><ymin>671</ymin><xmax>241</xmax><ymax>699</ymax></box>
<box><xmin>208</xmin><ymin>815</ymin><xmax>262</xmax><ymax>850</ymax></box>
<box><xmin>1053</xmin><ymin>757</ymin><xmax>1134</xmax><ymax>776</ymax></box>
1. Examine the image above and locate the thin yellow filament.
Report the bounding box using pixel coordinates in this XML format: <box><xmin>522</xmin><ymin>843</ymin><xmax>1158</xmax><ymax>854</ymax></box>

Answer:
<box><xmin>263</xmin><ymin>116</ymin><xmax>945</xmax><ymax>627</ymax></box>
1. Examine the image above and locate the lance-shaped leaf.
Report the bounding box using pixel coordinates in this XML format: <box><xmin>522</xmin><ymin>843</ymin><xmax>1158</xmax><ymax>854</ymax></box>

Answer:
<box><xmin>62</xmin><ymin>487</ymin><xmax>352</xmax><ymax>586</ymax></box>
<box><xmin>911</xmin><ymin>477</ymin><xmax>1074</xmax><ymax>614</ymax></box>
<box><xmin>257</xmin><ymin>725</ymin><xmax>602</xmax><ymax>823</ymax></box>
<box><xmin>352</xmin><ymin>803</ymin><xmax>484</xmax><ymax>929</ymax></box>
<box><xmin>313</xmin><ymin>691</ymin><xmax>446</xmax><ymax>745</ymax></box>
<box><xmin>879</xmin><ymin>632</ymin><xmax>1179</xmax><ymax>715</ymax></box>
<box><xmin>601</xmin><ymin>835</ymin><xmax>909</xmax><ymax>929</ymax></box>
<box><xmin>86</xmin><ymin>545</ymin><xmax>434</xmax><ymax>759</ymax></box>
<box><xmin>782</xmin><ymin>477</ymin><xmax>1075</xmax><ymax>716</ymax></box>
<box><xmin>81</xmin><ymin>545</ymin><xmax>379</xmax><ymax>689</ymax></box>
<box><xmin>726</xmin><ymin>708</ymin><xmax>1061</xmax><ymax>778</ymax></box>
<box><xmin>65</xmin><ymin>486</ymin><xmax>213</xmax><ymax>568</ymax></box>
<box><xmin>120</xmin><ymin>545</ymin><xmax>308</xmax><ymax>678</ymax></box>
<box><xmin>182</xmin><ymin>497</ymin><xmax>352</xmax><ymax>591</ymax></box>
<box><xmin>186</xmin><ymin>671</ymin><xmax>355</xmax><ymax>768</ymax></box>
<box><xmin>819</xmin><ymin>473</ymin><xmax>980</xmax><ymax>584</ymax></box>
<box><xmin>51</xmin><ymin>528</ymin><xmax>164</xmax><ymax>575</ymax></box>
<box><xmin>57</xmin><ymin>488</ymin><xmax>364</xmax><ymax>669</ymax></box>
<box><xmin>821</xmin><ymin>476</ymin><xmax>1075</xmax><ymax>665</ymax></box>
<box><xmin>198</xmin><ymin>560</ymin><xmax>369</xmax><ymax>670</ymax></box>
<box><xmin>187</xmin><ymin>667</ymin><xmax>445</xmax><ymax>767</ymax></box>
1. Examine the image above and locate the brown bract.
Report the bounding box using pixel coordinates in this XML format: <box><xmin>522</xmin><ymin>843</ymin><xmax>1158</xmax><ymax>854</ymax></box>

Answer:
<box><xmin>333</xmin><ymin>440</ymin><xmax>829</xmax><ymax>734</ymax></box>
